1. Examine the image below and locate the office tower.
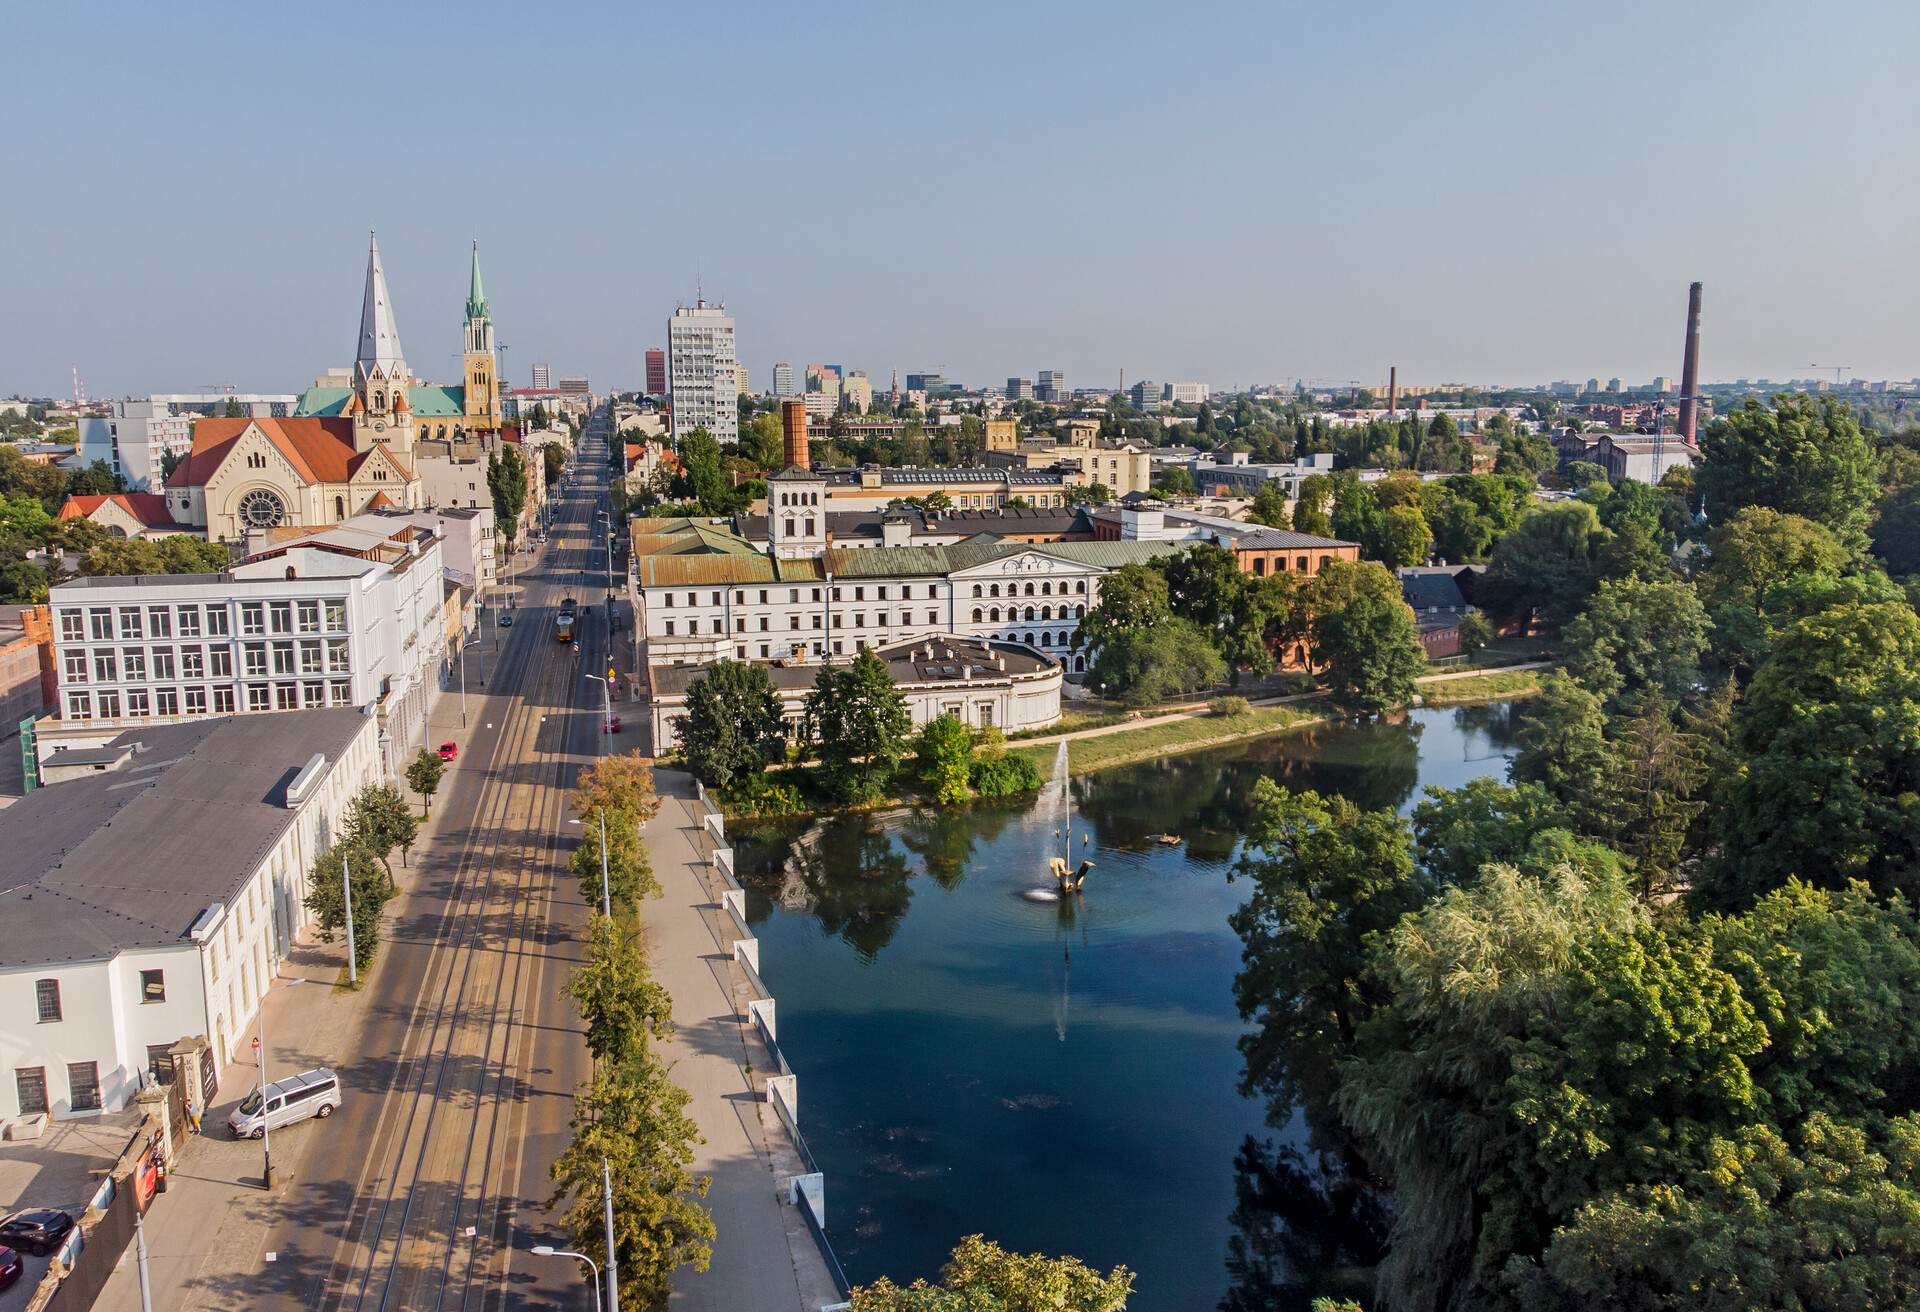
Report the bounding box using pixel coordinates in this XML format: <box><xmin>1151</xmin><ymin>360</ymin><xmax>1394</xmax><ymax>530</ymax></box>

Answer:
<box><xmin>1006</xmin><ymin>376</ymin><xmax>1035</xmax><ymax>401</ymax></box>
<box><xmin>557</xmin><ymin>375</ymin><xmax>589</xmax><ymax>396</ymax></box>
<box><xmin>644</xmin><ymin>348</ymin><xmax>666</xmax><ymax>396</ymax></box>
<box><xmin>772</xmin><ymin>362</ymin><xmax>797</xmax><ymax>397</ymax></box>
<box><xmin>1036</xmin><ymin>369</ymin><xmax>1066</xmax><ymax>403</ymax></box>
<box><xmin>1164</xmin><ymin>381</ymin><xmax>1209</xmax><ymax>404</ymax></box>
<box><xmin>531</xmin><ymin>363</ymin><xmax>552</xmax><ymax>389</ymax></box>
<box><xmin>1129</xmin><ymin>380</ymin><xmax>1159</xmax><ymax>409</ymax></box>
<box><xmin>667</xmin><ymin>298</ymin><xmax>738</xmax><ymax>443</ymax></box>
<box><xmin>842</xmin><ymin>372</ymin><xmax>873</xmax><ymax>412</ymax></box>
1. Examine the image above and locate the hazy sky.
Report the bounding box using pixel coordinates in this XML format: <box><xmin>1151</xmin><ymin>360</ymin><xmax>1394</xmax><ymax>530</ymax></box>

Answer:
<box><xmin>5</xmin><ymin>0</ymin><xmax>1916</xmax><ymax>400</ymax></box>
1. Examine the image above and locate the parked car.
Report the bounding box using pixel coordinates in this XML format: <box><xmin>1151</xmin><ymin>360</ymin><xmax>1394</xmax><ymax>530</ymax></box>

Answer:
<box><xmin>0</xmin><ymin>1209</ymin><xmax>74</xmax><ymax>1257</ymax></box>
<box><xmin>499</xmin><ymin>613</ymin><xmax>513</xmax><ymax>628</ymax></box>
<box><xmin>438</xmin><ymin>741</ymin><xmax>459</xmax><ymax>761</ymax></box>
<box><xmin>227</xmin><ymin>1068</ymin><xmax>342</xmax><ymax>1140</ymax></box>
<box><xmin>604</xmin><ymin>714</ymin><xmax>621</xmax><ymax>734</ymax></box>
<box><xmin>0</xmin><ymin>1245</ymin><xmax>22</xmax><ymax>1289</ymax></box>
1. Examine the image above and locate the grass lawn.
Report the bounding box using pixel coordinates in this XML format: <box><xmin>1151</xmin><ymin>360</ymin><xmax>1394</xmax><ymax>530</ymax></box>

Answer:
<box><xmin>1012</xmin><ymin>703</ymin><xmax>1321</xmax><ymax>777</ymax></box>
<box><xmin>1419</xmin><ymin>667</ymin><xmax>1549</xmax><ymax>705</ymax></box>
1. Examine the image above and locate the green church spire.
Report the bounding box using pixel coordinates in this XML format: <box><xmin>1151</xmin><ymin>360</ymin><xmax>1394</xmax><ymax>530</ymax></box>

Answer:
<box><xmin>466</xmin><ymin>240</ymin><xmax>488</xmax><ymax>321</ymax></box>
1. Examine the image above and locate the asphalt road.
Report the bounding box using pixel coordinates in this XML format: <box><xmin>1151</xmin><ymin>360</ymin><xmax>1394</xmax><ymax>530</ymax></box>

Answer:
<box><xmin>238</xmin><ymin>437</ymin><xmax>615</xmax><ymax>1311</ymax></box>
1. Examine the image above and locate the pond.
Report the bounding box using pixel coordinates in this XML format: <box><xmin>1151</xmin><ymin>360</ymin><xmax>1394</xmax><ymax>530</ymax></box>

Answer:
<box><xmin>729</xmin><ymin>704</ymin><xmax>1523</xmax><ymax>1311</ymax></box>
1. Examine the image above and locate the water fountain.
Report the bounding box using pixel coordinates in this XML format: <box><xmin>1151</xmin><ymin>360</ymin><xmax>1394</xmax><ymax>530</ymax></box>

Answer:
<box><xmin>1025</xmin><ymin>740</ymin><xmax>1093</xmax><ymax>901</ymax></box>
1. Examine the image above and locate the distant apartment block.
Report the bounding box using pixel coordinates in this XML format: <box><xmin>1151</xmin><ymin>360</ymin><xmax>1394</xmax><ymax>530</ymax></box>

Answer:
<box><xmin>1006</xmin><ymin>377</ymin><xmax>1035</xmax><ymax>401</ymax></box>
<box><xmin>1164</xmin><ymin>381</ymin><xmax>1209</xmax><ymax>404</ymax></box>
<box><xmin>668</xmin><ymin>300</ymin><xmax>738</xmax><ymax>444</ymax></box>
<box><xmin>557</xmin><ymin>375</ymin><xmax>590</xmax><ymax>397</ymax></box>
<box><xmin>645</xmin><ymin>349</ymin><xmax>667</xmax><ymax>397</ymax></box>
<box><xmin>1129</xmin><ymin>380</ymin><xmax>1160</xmax><ymax>410</ymax></box>
<box><xmin>531</xmin><ymin>363</ymin><xmax>552</xmax><ymax>389</ymax></box>
<box><xmin>1036</xmin><ymin>370</ymin><xmax>1067</xmax><ymax>403</ymax></box>
<box><xmin>772</xmin><ymin>362</ymin><xmax>798</xmax><ymax>397</ymax></box>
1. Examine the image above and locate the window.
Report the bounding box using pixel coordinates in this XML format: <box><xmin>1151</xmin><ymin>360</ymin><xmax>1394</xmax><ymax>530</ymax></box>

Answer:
<box><xmin>93</xmin><ymin>651</ymin><xmax>117</xmax><ymax>683</ymax></box>
<box><xmin>213</xmin><ymin>687</ymin><xmax>236</xmax><ymax>713</ymax></box>
<box><xmin>246</xmin><ymin>684</ymin><xmax>270</xmax><ymax>711</ymax></box>
<box><xmin>243</xmin><ymin>645</ymin><xmax>267</xmax><ymax>677</ymax></box>
<box><xmin>323</xmin><ymin>600</ymin><xmax>346</xmax><ymax>630</ymax></box>
<box><xmin>664</xmin><ymin>620</ymin><xmax>675</xmax><ymax>636</ymax></box>
<box><xmin>811</xmin><ymin>615</ymin><xmax>821</xmax><ymax>629</ymax></box>
<box><xmin>65</xmin><ymin>691</ymin><xmax>91</xmax><ymax>718</ymax></box>
<box><xmin>1297</xmin><ymin>556</ymin><xmax>1309</xmax><ymax>573</ymax></box>
<box><xmin>275</xmin><ymin>683</ymin><xmax>298</xmax><ymax>709</ymax></box>
<box><xmin>68</xmin><ymin>1062</ymin><xmax>101</xmax><ymax>1112</ymax></box>
<box><xmin>126</xmin><ymin>689</ymin><xmax>150</xmax><ymax>716</ymax></box>
<box><xmin>16</xmin><ymin>1068</ymin><xmax>48</xmax><ymax>1115</ymax></box>
<box><xmin>118</xmin><ymin>606</ymin><xmax>143</xmax><ymax>638</ymax></box>
<box><xmin>303</xmin><ymin>680</ymin><xmax>325</xmax><ymax>706</ymax></box>
<box><xmin>62</xmin><ymin>651</ymin><xmax>87</xmax><ymax>683</ymax></box>
<box><xmin>185</xmin><ymin>687</ymin><xmax>207</xmax><ymax>714</ymax></box>
<box><xmin>123</xmin><ymin>648</ymin><xmax>146</xmax><ymax>681</ymax></box>
<box><xmin>271</xmin><ymin>643</ymin><xmax>295</xmax><ymax>676</ymax></box>
<box><xmin>35</xmin><ymin>978</ymin><xmax>61</xmax><ymax>1023</ymax></box>
<box><xmin>156</xmin><ymin>688</ymin><xmax>178</xmax><ymax>716</ymax></box>
<box><xmin>59</xmin><ymin>610</ymin><xmax>84</xmax><ymax>641</ymax></box>
<box><xmin>1253</xmin><ymin>557</ymin><xmax>1267</xmax><ymax>576</ymax></box>
<box><xmin>927</xmin><ymin>610</ymin><xmax>938</xmax><ymax>625</ymax></box>
<box><xmin>89</xmin><ymin>607</ymin><xmax>113</xmax><ymax>640</ymax></box>
<box><xmin>688</xmin><ymin>619</ymin><xmax>699</xmax><ymax>634</ymax></box>
<box><xmin>152</xmin><ymin>648</ymin><xmax>174</xmax><ymax>680</ymax></box>
<box><xmin>177</xmin><ymin>606</ymin><xmax>201</xmax><ymax>638</ymax></box>
<box><xmin>329</xmin><ymin>681</ymin><xmax>352</xmax><ymax>706</ymax></box>
<box><xmin>240</xmin><ymin>603</ymin><xmax>264</xmax><ymax>636</ymax></box>
<box><xmin>181</xmin><ymin>647</ymin><xmax>203</xmax><ymax>678</ymax></box>
<box><xmin>297</xmin><ymin>600</ymin><xmax>320</xmax><ymax>633</ymax></box>
<box><xmin>206</xmin><ymin>606</ymin><xmax>230</xmax><ymax>636</ymax></box>
<box><xmin>209</xmin><ymin>648</ymin><xmax>233</xmax><ymax>678</ymax></box>
<box><xmin>326</xmin><ymin>639</ymin><xmax>350</xmax><ymax>673</ymax></box>
<box><xmin>147</xmin><ymin>1046</ymin><xmax>175</xmax><ymax>1083</ymax></box>
<box><xmin>141</xmin><ymin>969</ymin><xmax>165</xmax><ymax>1004</ymax></box>
<box><xmin>269</xmin><ymin>602</ymin><xmax>292</xmax><ymax>634</ymax></box>
<box><xmin>147</xmin><ymin>606</ymin><xmax>171</xmax><ymax>638</ymax></box>
<box><xmin>96</xmin><ymin>689</ymin><xmax>120</xmax><ymax>718</ymax></box>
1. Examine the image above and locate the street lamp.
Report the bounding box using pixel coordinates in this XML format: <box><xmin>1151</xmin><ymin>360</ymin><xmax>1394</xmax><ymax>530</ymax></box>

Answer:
<box><xmin>529</xmin><ymin>1245</ymin><xmax>602</xmax><ymax>1312</ymax></box>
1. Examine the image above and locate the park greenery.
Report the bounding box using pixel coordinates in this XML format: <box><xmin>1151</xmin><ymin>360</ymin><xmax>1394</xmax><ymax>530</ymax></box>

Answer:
<box><xmin>0</xmin><ymin>441</ymin><xmax>177</xmax><ymax>601</ymax></box>
<box><xmin>549</xmin><ymin>752</ymin><xmax>715</xmax><ymax>1311</ymax></box>
<box><xmin>1224</xmin><ymin>390</ymin><xmax>1920</xmax><ymax>1311</ymax></box>
<box><xmin>849</xmin><ymin>1235</ymin><xmax>1132</xmax><ymax>1311</ymax></box>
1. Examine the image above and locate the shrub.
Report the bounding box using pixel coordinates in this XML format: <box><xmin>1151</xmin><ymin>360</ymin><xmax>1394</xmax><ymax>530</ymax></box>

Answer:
<box><xmin>1210</xmin><ymin>695</ymin><xmax>1250</xmax><ymax>717</ymax></box>
<box><xmin>970</xmin><ymin>753</ymin><xmax>1048</xmax><ymax>799</ymax></box>
<box><xmin>719</xmin><ymin>772</ymin><xmax>804</xmax><ymax>817</ymax></box>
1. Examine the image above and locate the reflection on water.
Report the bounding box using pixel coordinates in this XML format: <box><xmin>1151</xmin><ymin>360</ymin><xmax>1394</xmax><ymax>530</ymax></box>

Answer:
<box><xmin>729</xmin><ymin>707</ymin><xmax>1520</xmax><ymax>1311</ymax></box>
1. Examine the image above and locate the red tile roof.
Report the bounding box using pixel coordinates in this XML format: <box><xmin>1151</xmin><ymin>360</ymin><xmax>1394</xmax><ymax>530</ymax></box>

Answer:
<box><xmin>57</xmin><ymin>493</ymin><xmax>179</xmax><ymax>528</ymax></box>
<box><xmin>166</xmin><ymin>417</ymin><xmax>360</xmax><ymax>488</ymax></box>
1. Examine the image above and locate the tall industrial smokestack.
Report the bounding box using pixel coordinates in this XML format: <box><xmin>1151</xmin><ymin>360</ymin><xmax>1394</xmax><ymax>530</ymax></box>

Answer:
<box><xmin>780</xmin><ymin>398</ymin><xmax>809</xmax><ymax>469</ymax></box>
<box><xmin>1678</xmin><ymin>282</ymin><xmax>1702</xmax><ymax>445</ymax></box>
<box><xmin>1388</xmin><ymin>366</ymin><xmax>1398</xmax><ymax>417</ymax></box>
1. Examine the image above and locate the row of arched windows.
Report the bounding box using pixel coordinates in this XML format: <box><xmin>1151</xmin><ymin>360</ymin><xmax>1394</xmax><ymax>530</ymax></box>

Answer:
<box><xmin>970</xmin><ymin>579</ymin><xmax>1087</xmax><ymax>599</ymax></box>
<box><xmin>971</xmin><ymin>604</ymin><xmax>1085</xmax><ymax>624</ymax></box>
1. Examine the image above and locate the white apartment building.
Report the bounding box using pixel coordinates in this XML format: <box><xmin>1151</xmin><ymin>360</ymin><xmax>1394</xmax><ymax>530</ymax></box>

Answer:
<box><xmin>43</xmin><ymin>529</ymin><xmax>448</xmax><ymax>775</ymax></box>
<box><xmin>77</xmin><ymin>393</ymin><xmax>299</xmax><ymax>490</ymax></box>
<box><xmin>1165</xmin><ymin>381</ymin><xmax>1210</xmax><ymax>404</ymax></box>
<box><xmin>772</xmin><ymin>362</ymin><xmax>798</xmax><ymax>397</ymax></box>
<box><xmin>668</xmin><ymin>299</ymin><xmax>739</xmax><ymax>444</ymax></box>
<box><xmin>0</xmin><ymin>711</ymin><xmax>380</xmax><ymax>1121</ymax></box>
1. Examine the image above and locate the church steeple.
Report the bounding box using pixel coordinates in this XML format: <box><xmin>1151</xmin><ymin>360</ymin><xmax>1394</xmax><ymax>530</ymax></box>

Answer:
<box><xmin>465</xmin><ymin>240</ymin><xmax>488</xmax><ymax>322</ymax></box>
<box><xmin>351</xmin><ymin>231</ymin><xmax>414</xmax><ymax>455</ymax></box>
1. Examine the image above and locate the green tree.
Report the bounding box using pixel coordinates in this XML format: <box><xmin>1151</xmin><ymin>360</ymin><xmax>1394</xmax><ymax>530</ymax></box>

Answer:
<box><xmin>1872</xmin><ymin>484</ymin><xmax>1920</xmax><ymax>577</ymax></box>
<box><xmin>1064</xmin><ymin>481</ymin><xmax>1111</xmax><ymax>506</ymax></box>
<box><xmin>1456</xmin><ymin>610</ymin><xmax>1492</xmax><ymax>656</ymax></box>
<box><xmin>549</xmin><ymin>1051</ymin><xmax>715</xmax><ymax>1312</ymax></box>
<box><xmin>738</xmin><ymin>412</ymin><xmax>786</xmax><ymax>470</ymax></box>
<box><xmin>487</xmin><ymin>445</ymin><xmax>529</xmax><ymax>546</ymax></box>
<box><xmin>570</xmin><ymin>806</ymin><xmax>659</xmax><ymax>910</ymax></box>
<box><xmin>1699</xmin><ymin>507</ymin><xmax>1849</xmax><ymax>612</ymax></box>
<box><xmin>803</xmin><ymin>649</ymin><xmax>914</xmax><ymax>804</ymax></box>
<box><xmin>1230</xmin><ymin>783</ymin><xmax>1425</xmax><ymax>1134</ymax></box>
<box><xmin>304</xmin><ymin>842</ymin><xmax>393</xmax><ymax>973</ymax></box>
<box><xmin>1249</xmin><ymin>481</ymin><xmax>1291</xmax><ymax>529</ymax></box>
<box><xmin>568</xmin><ymin>916</ymin><xmax>674</xmax><ymax>1069</ymax></box>
<box><xmin>542</xmin><ymin>441</ymin><xmax>566</xmax><ymax>488</ymax></box>
<box><xmin>674</xmin><ymin>660</ymin><xmax>788</xmax><ymax>790</ymax></box>
<box><xmin>1304</xmin><ymin>560</ymin><xmax>1424</xmax><ymax>716</ymax></box>
<box><xmin>1561</xmin><ymin>578</ymin><xmax>1710</xmax><ymax>709</ymax></box>
<box><xmin>1706</xmin><ymin>598</ymin><xmax>1920</xmax><ymax>905</ymax></box>
<box><xmin>1091</xmin><ymin>617</ymin><xmax>1227</xmax><ymax>706</ymax></box>
<box><xmin>1375</xmin><ymin>503</ymin><xmax>1434</xmax><ymax>568</ymax></box>
<box><xmin>670</xmin><ymin>427</ymin><xmax>733</xmax><ymax>513</ymax></box>
<box><xmin>1699</xmin><ymin>394</ymin><xmax>1882</xmax><ymax>544</ymax></box>
<box><xmin>343</xmin><ymin>783</ymin><xmax>419</xmax><ymax>886</ymax></box>
<box><xmin>1293</xmin><ymin>474</ymin><xmax>1335</xmax><ymax>537</ymax></box>
<box><xmin>915</xmin><ymin>714</ymin><xmax>974</xmax><ymax>805</ymax></box>
<box><xmin>1411</xmin><ymin>778</ymin><xmax>1569</xmax><ymax>886</ymax></box>
<box><xmin>1074</xmin><ymin>563</ymin><xmax>1170</xmax><ymax>657</ymax></box>
<box><xmin>1481</xmin><ymin>501</ymin><xmax>1607</xmax><ymax>630</ymax></box>
<box><xmin>405</xmin><ymin>748</ymin><xmax>444</xmax><ymax>816</ymax></box>
<box><xmin>1561</xmin><ymin>459</ymin><xmax>1608</xmax><ymax>490</ymax></box>
<box><xmin>1511</xmin><ymin>672</ymin><xmax>1616</xmax><ymax>837</ymax></box>
<box><xmin>850</xmin><ymin>1234</ymin><xmax>1134</xmax><ymax>1311</ymax></box>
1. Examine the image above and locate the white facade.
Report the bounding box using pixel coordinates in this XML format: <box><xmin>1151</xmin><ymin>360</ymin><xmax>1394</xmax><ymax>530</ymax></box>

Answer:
<box><xmin>772</xmin><ymin>362</ymin><xmax>798</xmax><ymax>397</ymax></box>
<box><xmin>345</xmin><ymin>506</ymin><xmax>495</xmax><ymax>596</ymax></box>
<box><xmin>77</xmin><ymin>393</ymin><xmax>298</xmax><ymax>490</ymax></box>
<box><xmin>668</xmin><ymin>300</ymin><xmax>739</xmax><ymax>444</ymax></box>
<box><xmin>0</xmin><ymin>716</ymin><xmax>380</xmax><ymax>1119</ymax></box>
<box><xmin>45</xmin><ymin>535</ymin><xmax>447</xmax><ymax>772</ymax></box>
<box><xmin>1165</xmin><ymin>381</ymin><xmax>1210</xmax><ymax>404</ymax></box>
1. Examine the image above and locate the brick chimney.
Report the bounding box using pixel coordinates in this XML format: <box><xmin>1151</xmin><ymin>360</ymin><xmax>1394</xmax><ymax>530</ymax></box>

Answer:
<box><xmin>781</xmin><ymin>399</ymin><xmax>809</xmax><ymax>470</ymax></box>
<box><xmin>1678</xmin><ymin>282</ymin><xmax>1703</xmax><ymax>445</ymax></box>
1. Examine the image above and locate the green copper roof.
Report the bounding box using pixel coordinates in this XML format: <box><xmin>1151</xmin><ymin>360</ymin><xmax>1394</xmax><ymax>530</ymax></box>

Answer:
<box><xmin>295</xmin><ymin>384</ymin><xmax>466</xmax><ymax>418</ymax></box>
<box><xmin>466</xmin><ymin>241</ymin><xmax>488</xmax><ymax>321</ymax></box>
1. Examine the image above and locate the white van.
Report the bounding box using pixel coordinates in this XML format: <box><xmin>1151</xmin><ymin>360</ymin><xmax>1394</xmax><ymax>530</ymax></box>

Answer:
<box><xmin>227</xmin><ymin>1068</ymin><xmax>341</xmax><ymax>1139</ymax></box>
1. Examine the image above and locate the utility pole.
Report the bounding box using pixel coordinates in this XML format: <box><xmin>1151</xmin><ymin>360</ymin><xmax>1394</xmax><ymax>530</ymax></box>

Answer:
<box><xmin>343</xmin><ymin>855</ymin><xmax>357</xmax><ymax>986</ymax></box>
<box><xmin>258</xmin><ymin>993</ymin><xmax>273</xmax><ymax>1189</ymax></box>
<box><xmin>134</xmin><ymin>1209</ymin><xmax>154</xmax><ymax>1312</ymax></box>
<box><xmin>603</xmin><ymin>1158</ymin><xmax>620</xmax><ymax>1312</ymax></box>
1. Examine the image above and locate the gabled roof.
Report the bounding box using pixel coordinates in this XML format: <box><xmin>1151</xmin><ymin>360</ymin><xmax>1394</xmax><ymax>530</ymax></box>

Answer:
<box><xmin>165</xmin><ymin>416</ymin><xmax>359</xmax><ymax>488</ymax></box>
<box><xmin>57</xmin><ymin>492</ymin><xmax>178</xmax><ymax>528</ymax></box>
<box><xmin>296</xmin><ymin>383</ymin><xmax>465</xmax><ymax>418</ymax></box>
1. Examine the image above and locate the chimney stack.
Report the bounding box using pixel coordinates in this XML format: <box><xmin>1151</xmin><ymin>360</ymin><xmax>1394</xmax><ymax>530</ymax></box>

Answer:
<box><xmin>780</xmin><ymin>398</ymin><xmax>810</xmax><ymax>469</ymax></box>
<box><xmin>1388</xmin><ymin>366</ymin><xmax>1398</xmax><ymax>417</ymax></box>
<box><xmin>1678</xmin><ymin>282</ymin><xmax>1702</xmax><ymax>445</ymax></box>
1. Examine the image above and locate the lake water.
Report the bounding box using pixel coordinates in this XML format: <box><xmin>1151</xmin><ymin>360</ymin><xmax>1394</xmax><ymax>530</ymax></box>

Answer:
<box><xmin>729</xmin><ymin>704</ymin><xmax>1523</xmax><ymax>1310</ymax></box>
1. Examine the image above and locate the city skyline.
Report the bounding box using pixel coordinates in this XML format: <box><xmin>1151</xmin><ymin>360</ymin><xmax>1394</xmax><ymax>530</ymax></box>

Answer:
<box><xmin>4</xmin><ymin>0</ymin><xmax>1916</xmax><ymax>398</ymax></box>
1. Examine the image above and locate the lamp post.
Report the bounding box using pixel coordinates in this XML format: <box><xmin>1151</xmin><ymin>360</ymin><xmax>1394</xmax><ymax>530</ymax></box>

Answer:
<box><xmin>603</xmin><ymin>1158</ymin><xmax>620</xmax><ymax>1312</ymax></box>
<box><xmin>529</xmin><ymin>1245</ymin><xmax>602</xmax><ymax>1312</ymax></box>
<box><xmin>342</xmin><ymin>848</ymin><xmax>358</xmax><ymax>987</ymax></box>
<box><xmin>257</xmin><ymin>991</ymin><xmax>273</xmax><ymax>1189</ymax></box>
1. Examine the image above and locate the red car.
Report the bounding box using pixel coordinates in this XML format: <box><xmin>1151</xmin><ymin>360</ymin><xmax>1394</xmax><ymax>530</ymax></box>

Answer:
<box><xmin>438</xmin><ymin>741</ymin><xmax>459</xmax><ymax>761</ymax></box>
<box><xmin>0</xmin><ymin>1245</ymin><xmax>21</xmax><ymax>1290</ymax></box>
<box><xmin>603</xmin><ymin>714</ymin><xmax>621</xmax><ymax>734</ymax></box>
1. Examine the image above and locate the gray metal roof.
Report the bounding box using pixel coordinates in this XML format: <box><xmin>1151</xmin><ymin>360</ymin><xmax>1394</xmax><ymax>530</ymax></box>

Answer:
<box><xmin>650</xmin><ymin>636</ymin><xmax>1053</xmax><ymax>695</ymax></box>
<box><xmin>0</xmin><ymin>710</ymin><xmax>369</xmax><ymax>969</ymax></box>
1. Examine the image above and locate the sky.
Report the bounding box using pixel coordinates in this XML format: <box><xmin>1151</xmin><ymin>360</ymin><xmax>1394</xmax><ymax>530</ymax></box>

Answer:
<box><xmin>4</xmin><ymin>0</ymin><xmax>1917</xmax><ymax>400</ymax></box>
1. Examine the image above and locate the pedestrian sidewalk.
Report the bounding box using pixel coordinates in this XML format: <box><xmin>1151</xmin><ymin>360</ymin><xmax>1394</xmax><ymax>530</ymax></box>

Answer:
<box><xmin>640</xmin><ymin>771</ymin><xmax>839</xmax><ymax>1310</ymax></box>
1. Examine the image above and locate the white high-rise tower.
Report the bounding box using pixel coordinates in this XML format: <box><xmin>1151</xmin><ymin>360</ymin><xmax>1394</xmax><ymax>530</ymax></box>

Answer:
<box><xmin>667</xmin><ymin>299</ymin><xmax>738</xmax><ymax>444</ymax></box>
